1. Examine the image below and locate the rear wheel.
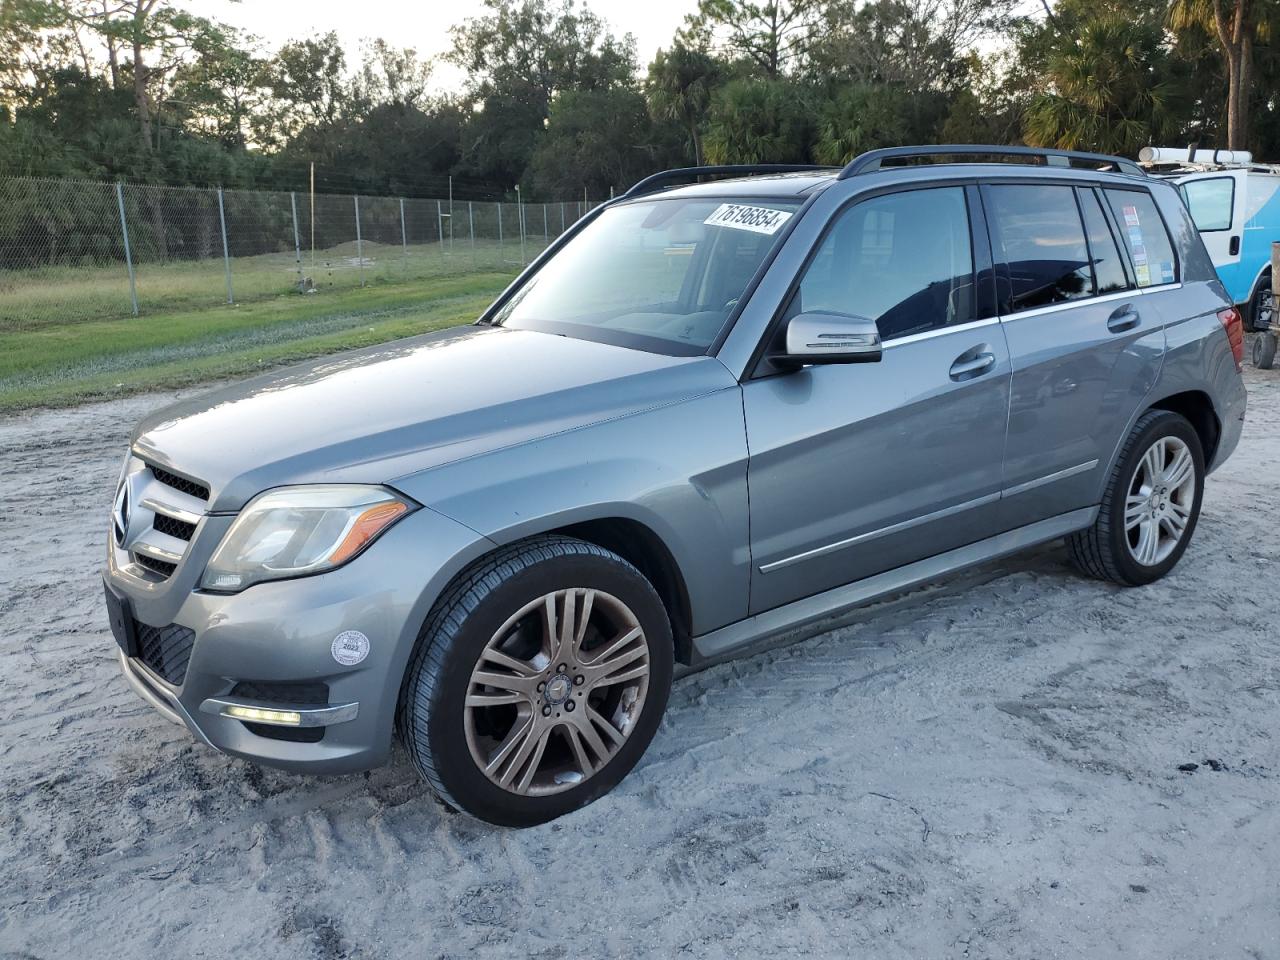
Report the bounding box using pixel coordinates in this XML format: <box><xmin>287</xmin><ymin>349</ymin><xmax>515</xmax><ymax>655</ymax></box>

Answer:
<box><xmin>1254</xmin><ymin>331</ymin><xmax>1278</xmax><ymax>369</ymax></box>
<box><xmin>399</xmin><ymin>536</ymin><xmax>673</xmax><ymax>826</ymax></box>
<box><xmin>1067</xmin><ymin>410</ymin><xmax>1204</xmax><ymax>586</ymax></box>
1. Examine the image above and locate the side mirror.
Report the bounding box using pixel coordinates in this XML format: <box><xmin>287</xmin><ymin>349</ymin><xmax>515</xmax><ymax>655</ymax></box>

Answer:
<box><xmin>781</xmin><ymin>312</ymin><xmax>882</xmax><ymax>367</ymax></box>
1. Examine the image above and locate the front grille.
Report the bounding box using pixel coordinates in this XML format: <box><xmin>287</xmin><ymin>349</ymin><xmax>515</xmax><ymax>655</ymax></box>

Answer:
<box><xmin>136</xmin><ymin>621</ymin><xmax>196</xmax><ymax>685</ymax></box>
<box><xmin>152</xmin><ymin>513</ymin><xmax>196</xmax><ymax>541</ymax></box>
<box><xmin>135</xmin><ymin>554</ymin><xmax>177</xmax><ymax>577</ymax></box>
<box><xmin>150</xmin><ymin>466</ymin><xmax>210</xmax><ymax>501</ymax></box>
<box><xmin>119</xmin><ymin>458</ymin><xmax>209</xmax><ymax>582</ymax></box>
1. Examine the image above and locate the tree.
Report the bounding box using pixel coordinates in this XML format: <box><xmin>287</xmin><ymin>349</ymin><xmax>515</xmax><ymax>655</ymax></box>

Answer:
<box><xmin>528</xmin><ymin>87</ymin><xmax>656</xmax><ymax>196</ymax></box>
<box><xmin>702</xmin><ymin>77</ymin><xmax>812</xmax><ymax>162</ymax></box>
<box><xmin>811</xmin><ymin>84</ymin><xmax>911</xmax><ymax>163</ymax></box>
<box><xmin>1168</xmin><ymin>0</ymin><xmax>1279</xmax><ymax>149</ymax></box>
<box><xmin>1023</xmin><ymin>11</ymin><xmax>1185</xmax><ymax>155</ymax></box>
<box><xmin>646</xmin><ymin>44</ymin><xmax>721</xmax><ymax>164</ymax></box>
<box><xmin>681</xmin><ymin>0</ymin><xmax>823</xmax><ymax>77</ymax></box>
<box><xmin>263</xmin><ymin>32</ymin><xmax>349</xmax><ymax>149</ymax></box>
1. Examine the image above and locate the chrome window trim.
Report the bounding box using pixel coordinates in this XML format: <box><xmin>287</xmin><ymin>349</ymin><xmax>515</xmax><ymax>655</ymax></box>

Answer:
<box><xmin>882</xmin><ymin>316</ymin><xmax>1001</xmax><ymax>349</ymax></box>
<box><xmin>997</xmin><ymin>284</ymin><xmax>1183</xmax><ymax>323</ymax></box>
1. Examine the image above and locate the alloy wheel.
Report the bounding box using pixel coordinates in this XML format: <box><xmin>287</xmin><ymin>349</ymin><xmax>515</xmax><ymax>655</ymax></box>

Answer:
<box><xmin>1124</xmin><ymin>436</ymin><xmax>1196</xmax><ymax>567</ymax></box>
<box><xmin>463</xmin><ymin>588</ymin><xmax>651</xmax><ymax>796</ymax></box>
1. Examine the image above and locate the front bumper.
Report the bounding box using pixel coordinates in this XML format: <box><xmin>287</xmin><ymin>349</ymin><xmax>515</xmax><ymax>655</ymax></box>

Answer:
<box><xmin>106</xmin><ymin>502</ymin><xmax>493</xmax><ymax>774</ymax></box>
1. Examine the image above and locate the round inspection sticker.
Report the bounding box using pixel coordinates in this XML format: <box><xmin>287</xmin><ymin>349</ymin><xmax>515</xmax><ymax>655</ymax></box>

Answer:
<box><xmin>331</xmin><ymin>630</ymin><xmax>370</xmax><ymax>666</ymax></box>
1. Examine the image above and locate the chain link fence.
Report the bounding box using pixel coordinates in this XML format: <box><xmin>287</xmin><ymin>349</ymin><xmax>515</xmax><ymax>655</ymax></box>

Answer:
<box><xmin>0</xmin><ymin>176</ymin><xmax>605</xmax><ymax>327</ymax></box>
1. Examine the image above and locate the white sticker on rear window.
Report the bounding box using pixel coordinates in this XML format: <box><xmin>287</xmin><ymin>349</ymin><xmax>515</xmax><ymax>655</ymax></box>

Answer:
<box><xmin>704</xmin><ymin>203</ymin><xmax>792</xmax><ymax>235</ymax></box>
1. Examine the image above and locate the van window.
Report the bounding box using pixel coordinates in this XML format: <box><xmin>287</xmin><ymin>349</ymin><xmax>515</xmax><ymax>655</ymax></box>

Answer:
<box><xmin>985</xmin><ymin>184</ymin><xmax>1093</xmax><ymax>313</ymax></box>
<box><xmin>1179</xmin><ymin>177</ymin><xmax>1234</xmax><ymax>231</ymax></box>
<box><xmin>1079</xmin><ymin>190</ymin><xmax>1131</xmax><ymax>294</ymax></box>
<box><xmin>1105</xmin><ymin>189</ymin><xmax>1179</xmax><ymax>287</ymax></box>
<box><xmin>793</xmin><ymin>187</ymin><xmax>974</xmax><ymax>341</ymax></box>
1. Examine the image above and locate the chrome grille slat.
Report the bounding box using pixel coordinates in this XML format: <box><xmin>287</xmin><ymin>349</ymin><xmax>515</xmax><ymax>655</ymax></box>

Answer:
<box><xmin>115</xmin><ymin>457</ymin><xmax>210</xmax><ymax>583</ymax></box>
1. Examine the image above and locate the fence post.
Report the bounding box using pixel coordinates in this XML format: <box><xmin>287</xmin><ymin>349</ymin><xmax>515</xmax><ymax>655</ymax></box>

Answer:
<box><xmin>468</xmin><ymin>201</ymin><xmax>476</xmax><ymax>269</ymax></box>
<box><xmin>115</xmin><ymin>183</ymin><xmax>139</xmax><ymax>316</ymax></box>
<box><xmin>290</xmin><ymin>191</ymin><xmax>303</xmax><ymax>290</ymax></box>
<box><xmin>518</xmin><ymin>190</ymin><xmax>526</xmax><ymax>267</ymax></box>
<box><xmin>543</xmin><ymin>204</ymin><xmax>548</xmax><ymax>245</ymax></box>
<box><xmin>353</xmin><ymin>195</ymin><xmax>365</xmax><ymax>287</ymax></box>
<box><xmin>399</xmin><ymin>197</ymin><xmax>408</xmax><ymax>273</ymax></box>
<box><xmin>217</xmin><ymin>187</ymin><xmax>234</xmax><ymax>304</ymax></box>
<box><xmin>437</xmin><ymin>200</ymin><xmax>445</xmax><ymax>260</ymax></box>
<box><xmin>498</xmin><ymin>202</ymin><xmax>504</xmax><ymax>260</ymax></box>
<box><xmin>561</xmin><ymin>202</ymin><xmax>566</xmax><ymax>234</ymax></box>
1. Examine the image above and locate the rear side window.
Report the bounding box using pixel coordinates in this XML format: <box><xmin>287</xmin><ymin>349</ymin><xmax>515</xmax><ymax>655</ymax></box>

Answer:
<box><xmin>1105</xmin><ymin>189</ymin><xmax>1179</xmax><ymax>287</ymax></box>
<box><xmin>1079</xmin><ymin>190</ymin><xmax>1130</xmax><ymax>294</ymax></box>
<box><xmin>985</xmin><ymin>184</ymin><xmax>1093</xmax><ymax>313</ymax></box>
<box><xmin>793</xmin><ymin>186</ymin><xmax>974</xmax><ymax>340</ymax></box>
<box><xmin>1179</xmin><ymin>177</ymin><xmax>1234</xmax><ymax>231</ymax></box>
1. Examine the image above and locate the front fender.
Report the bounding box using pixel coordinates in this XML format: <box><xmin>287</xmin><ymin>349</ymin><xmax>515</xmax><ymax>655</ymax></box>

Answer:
<box><xmin>391</xmin><ymin>386</ymin><xmax>751</xmax><ymax>635</ymax></box>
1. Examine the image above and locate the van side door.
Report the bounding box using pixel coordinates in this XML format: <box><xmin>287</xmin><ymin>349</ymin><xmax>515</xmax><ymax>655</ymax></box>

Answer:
<box><xmin>986</xmin><ymin>181</ymin><xmax>1168</xmax><ymax>529</ymax></box>
<box><xmin>1178</xmin><ymin>170</ymin><xmax>1248</xmax><ymax>302</ymax></box>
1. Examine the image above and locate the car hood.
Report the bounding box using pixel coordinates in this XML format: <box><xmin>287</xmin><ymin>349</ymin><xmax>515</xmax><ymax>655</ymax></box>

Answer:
<box><xmin>132</xmin><ymin>325</ymin><xmax>736</xmax><ymax>513</ymax></box>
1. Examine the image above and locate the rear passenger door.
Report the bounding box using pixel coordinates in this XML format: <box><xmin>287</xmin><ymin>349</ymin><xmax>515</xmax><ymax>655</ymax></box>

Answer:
<box><xmin>985</xmin><ymin>181</ymin><xmax>1169</xmax><ymax>528</ymax></box>
<box><xmin>742</xmin><ymin>185</ymin><xmax>1012</xmax><ymax>615</ymax></box>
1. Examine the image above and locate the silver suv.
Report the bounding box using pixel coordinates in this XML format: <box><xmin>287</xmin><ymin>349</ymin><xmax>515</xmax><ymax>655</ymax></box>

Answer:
<box><xmin>104</xmin><ymin>145</ymin><xmax>1247</xmax><ymax>826</ymax></box>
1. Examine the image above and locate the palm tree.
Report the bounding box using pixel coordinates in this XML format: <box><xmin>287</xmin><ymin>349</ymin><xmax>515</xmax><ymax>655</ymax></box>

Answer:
<box><xmin>646</xmin><ymin>45</ymin><xmax>720</xmax><ymax>165</ymax></box>
<box><xmin>1168</xmin><ymin>0</ymin><xmax>1275</xmax><ymax>150</ymax></box>
<box><xmin>1024</xmin><ymin>16</ymin><xmax>1184</xmax><ymax>156</ymax></box>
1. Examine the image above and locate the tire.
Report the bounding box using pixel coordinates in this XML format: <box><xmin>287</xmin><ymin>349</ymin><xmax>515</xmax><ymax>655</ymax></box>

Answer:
<box><xmin>1254</xmin><ymin>331</ymin><xmax>1278</xmax><ymax>369</ymax></box>
<box><xmin>1067</xmin><ymin>410</ymin><xmax>1204</xmax><ymax>586</ymax></box>
<box><xmin>398</xmin><ymin>535</ymin><xmax>673</xmax><ymax>827</ymax></box>
<box><xmin>1249</xmin><ymin>273</ymin><xmax>1275</xmax><ymax>332</ymax></box>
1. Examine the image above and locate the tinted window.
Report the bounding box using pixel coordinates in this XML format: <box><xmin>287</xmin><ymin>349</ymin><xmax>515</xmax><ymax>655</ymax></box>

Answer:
<box><xmin>986</xmin><ymin>184</ymin><xmax>1092</xmax><ymax>312</ymax></box>
<box><xmin>794</xmin><ymin>187</ymin><xmax>974</xmax><ymax>340</ymax></box>
<box><xmin>1080</xmin><ymin>190</ymin><xmax>1130</xmax><ymax>294</ymax></box>
<box><xmin>1105</xmin><ymin>189</ymin><xmax>1179</xmax><ymax>287</ymax></box>
<box><xmin>1180</xmin><ymin>177</ymin><xmax>1234</xmax><ymax>231</ymax></box>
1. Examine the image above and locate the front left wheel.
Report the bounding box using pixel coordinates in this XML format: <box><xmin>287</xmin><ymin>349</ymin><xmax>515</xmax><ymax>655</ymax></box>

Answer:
<box><xmin>399</xmin><ymin>536</ymin><xmax>673</xmax><ymax>827</ymax></box>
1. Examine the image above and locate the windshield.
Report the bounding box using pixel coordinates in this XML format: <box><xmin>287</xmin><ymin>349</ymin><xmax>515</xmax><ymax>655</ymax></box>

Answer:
<box><xmin>493</xmin><ymin>196</ymin><xmax>802</xmax><ymax>355</ymax></box>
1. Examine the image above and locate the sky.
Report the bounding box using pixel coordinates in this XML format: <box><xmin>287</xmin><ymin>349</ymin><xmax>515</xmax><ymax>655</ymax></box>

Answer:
<box><xmin>187</xmin><ymin>0</ymin><xmax>698</xmax><ymax>92</ymax></box>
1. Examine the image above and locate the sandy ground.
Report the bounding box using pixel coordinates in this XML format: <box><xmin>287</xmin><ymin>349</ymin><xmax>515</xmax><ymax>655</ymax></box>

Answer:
<box><xmin>1</xmin><ymin>361</ymin><xmax>1278</xmax><ymax>960</ymax></box>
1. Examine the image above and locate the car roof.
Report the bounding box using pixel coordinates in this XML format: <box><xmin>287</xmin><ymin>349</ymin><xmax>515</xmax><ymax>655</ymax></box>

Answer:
<box><xmin>632</xmin><ymin>162</ymin><xmax>1150</xmax><ymax>204</ymax></box>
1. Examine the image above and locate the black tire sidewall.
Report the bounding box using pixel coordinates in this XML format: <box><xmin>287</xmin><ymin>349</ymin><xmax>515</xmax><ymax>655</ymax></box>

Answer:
<box><xmin>1255</xmin><ymin>332</ymin><xmax>1277</xmax><ymax>369</ymax></box>
<box><xmin>1104</xmin><ymin>413</ymin><xmax>1205</xmax><ymax>585</ymax></box>
<box><xmin>418</xmin><ymin>551</ymin><xmax>673</xmax><ymax>827</ymax></box>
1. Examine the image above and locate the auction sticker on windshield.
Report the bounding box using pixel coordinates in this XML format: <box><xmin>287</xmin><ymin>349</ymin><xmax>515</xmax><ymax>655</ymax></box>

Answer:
<box><xmin>704</xmin><ymin>203</ymin><xmax>793</xmax><ymax>235</ymax></box>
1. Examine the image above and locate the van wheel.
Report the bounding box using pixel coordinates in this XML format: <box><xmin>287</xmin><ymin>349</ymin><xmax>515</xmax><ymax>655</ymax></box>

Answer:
<box><xmin>1254</xmin><ymin>331</ymin><xmax>1277</xmax><ymax>369</ymax></box>
<box><xmin>1067</xmin><ymin>410</ymin><xmax>1204</xmax><ymax>586</ymax></box>
<box><xmin>1249</xmin><ymin>274</ymin><xmax>1274</xmax><ymax>331</ymax></box>
<box><xmin>398</xmin><ymin>536</ymin><xmax>673</xmax><ymax>827</ymax></box>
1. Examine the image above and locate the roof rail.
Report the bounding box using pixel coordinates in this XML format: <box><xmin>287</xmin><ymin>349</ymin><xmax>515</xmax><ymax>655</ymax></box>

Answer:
<box><xmin>621</xmin><ymin>164</ymin><xmax>832</xmax><ymax>199</ymax></box>
<box><xmin>838</xmin><ymin>145</ymin><xmax>1144</xmax><ymax>179</ymax></box>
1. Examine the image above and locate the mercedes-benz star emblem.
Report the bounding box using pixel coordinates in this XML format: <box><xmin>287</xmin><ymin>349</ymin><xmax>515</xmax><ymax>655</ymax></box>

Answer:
<box><xmin>112</xmin><ymin>481</ymin><xmax>131</xmax><ymax>547</ymax></box>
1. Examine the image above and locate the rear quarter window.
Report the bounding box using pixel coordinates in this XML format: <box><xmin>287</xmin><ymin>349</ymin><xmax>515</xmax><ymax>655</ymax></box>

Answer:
<box><xmin>1104</xmin><ymin>189</ymin><xmax>1179</xmax><ymax>287</ymax></box>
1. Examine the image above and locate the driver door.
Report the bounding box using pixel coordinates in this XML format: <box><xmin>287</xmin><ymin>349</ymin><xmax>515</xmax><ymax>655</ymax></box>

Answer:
<box><xmin>742</xmin><ymin>185</ymin><xmax>1012</xmax><ymax>615</ymax></box>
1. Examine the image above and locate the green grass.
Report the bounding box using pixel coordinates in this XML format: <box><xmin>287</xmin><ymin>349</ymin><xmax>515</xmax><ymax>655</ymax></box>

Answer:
<box><xmin>0</xmin><ymin>269</ymin><xmax>517</xmax><ymax>412</ymax></box>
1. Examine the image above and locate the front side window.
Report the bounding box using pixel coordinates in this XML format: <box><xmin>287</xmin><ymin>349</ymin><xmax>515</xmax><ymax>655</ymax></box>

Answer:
<box><xmin>1179</xmin><ymin>177</ymin><xmax>1235</xmax><ymax>232</ymax></box>
<box><xmin>1105</xmin><ymin>188</ymin><xmax>1179</xmax><ymax>288</ymax></box>
<box><xmin>985</xmin><ymin>184</ymin><xmax>1093</xmax><ymax>313</ymax></box>
<box><xmin>792</xmin><ymin>186</ymin><xmax>975</xmax><ymax>340</ymax></box>
<box><xmin>494</xmin><ymin>196</ymin><xmax>800</xmax><ymax>355</ymax></box>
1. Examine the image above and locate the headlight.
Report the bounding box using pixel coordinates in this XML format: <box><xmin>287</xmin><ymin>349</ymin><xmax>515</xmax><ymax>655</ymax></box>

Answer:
<box><xmin>201</xmin><ymin>485</ymin><xmax>413</xmax><ymax>592</ymax></box>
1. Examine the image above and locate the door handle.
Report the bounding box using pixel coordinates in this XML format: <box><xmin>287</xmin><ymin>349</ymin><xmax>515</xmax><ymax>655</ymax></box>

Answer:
<box><xmin>1229</xmin><ymin>235</ymin><xmax>1241</xmax><ymax>256</ymax></box>
<box><xmin>1107</xmin><ymin>305</ymin><xmax>1140</xmax><ymax>333</ymax></box>
<box><xmin>949</xmin><ymin>351</ymin><xmax>996</xmax><ymax>381</ymax></box>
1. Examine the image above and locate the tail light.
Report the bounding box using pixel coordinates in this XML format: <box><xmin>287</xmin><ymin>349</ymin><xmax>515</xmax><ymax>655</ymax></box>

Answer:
<box><xmin>1218</xmin><ymin>307</ymin><xmax>1244</xmax><ymax>371</ymax></box>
